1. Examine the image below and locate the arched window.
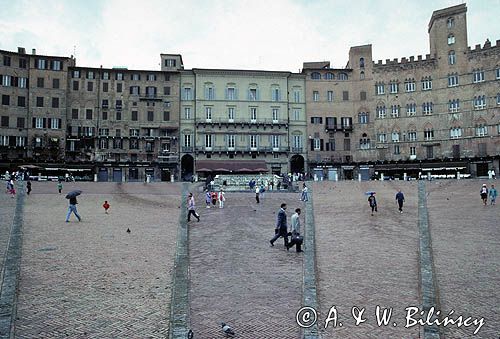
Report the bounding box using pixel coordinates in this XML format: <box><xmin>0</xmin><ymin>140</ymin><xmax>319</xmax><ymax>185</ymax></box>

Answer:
<box><xmin>311</xmin><ymin>72</ymin><xmax>321</xmax><ymax>80</ymax></box>
<box><xmin>359</xmin><ymin>57</ymin><xmax>365</xmax><ymax>68</ymax></box>
<box><xmin>448</xmin><ymin>51</ymin><xmax>456</xmax><ymax>65</ymax></box>
<box><xmin>324</xmin><ymin>72</ymin><xmax>334</xmax><ymax>80</ymax></box>
<box><xmin>448</xmin><ymin>34</ymin><xmax>455</xmax><ymax>45</ymax></box>
<box><xmin>339</xmin><ymin>73</ymin><xmax>348</xmax><ymax>80</ymax></box>
<box><xmin>447</xmin><ymin>17</ymin><xmax>455</xmax><ymax>28</ymax></box>
<box><xmin>360</xmin><ymin>133</ymin><xmax>370</xmax><ymax>149</ymax></box>
<box><xmin>360</xmin><ymin>71</ymin><xmax>365</xmax><ymax>80</ymax></box>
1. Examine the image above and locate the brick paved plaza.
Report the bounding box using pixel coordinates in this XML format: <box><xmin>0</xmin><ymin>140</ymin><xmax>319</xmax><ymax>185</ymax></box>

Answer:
<box><xmin>0</xmin><ymin>179</ymin><xmax>498</xmax><ymax>338</ymax></box>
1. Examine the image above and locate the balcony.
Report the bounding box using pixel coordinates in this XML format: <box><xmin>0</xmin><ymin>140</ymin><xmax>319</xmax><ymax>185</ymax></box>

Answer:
<box><xmin>195</xmin><ymin>118</ymin><xmax>288</xmax><ymax>129</ymax></box>
<box><xmin>194</xmin><ymin>146</ymin><xmax>289</xmax><ymax>153</ymax></box>
<box><xmin>291</xmin><ymin>147</ymin><xmax>303</xmax><ymax>153</ymax></box>
<box><xmin>140</xmin><ymin>93</ymin><xmax>161</xmax><ymax>101</ymax></box>
<box><xmin>182</xmin><ymin>146</ymin><xmax>193</xmax><ymax>153</ymax></box>
<box><xmin>157</xmin><ymin>154</ymin><xmax>178</xmax><ymax>163</ymax></box>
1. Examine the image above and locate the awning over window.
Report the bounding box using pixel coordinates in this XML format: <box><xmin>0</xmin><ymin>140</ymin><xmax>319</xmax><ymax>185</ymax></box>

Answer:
<box><xmin>196</xmin><ymin>160</ymin><xmax>268</xmax><ymax>173</ymax></box>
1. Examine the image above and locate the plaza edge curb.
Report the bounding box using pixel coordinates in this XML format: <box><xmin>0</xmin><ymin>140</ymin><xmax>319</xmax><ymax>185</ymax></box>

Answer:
<box><xmin>418</xmin><ymin>181</ymin><xmax>441</xmax><ymax>339</ymax></box>
<box><xmin>303</xmin><ymin>187</ymin><xmax>319</xmax><ymax>339</ymax></box>
<box><xmin>0</xmin><ymin>182</ymin><xmax>25</xmax><ymax>339</ymax></box>
<box><xmin>168</xmin><ymin>183</ymin><xmax>190</xmax><ymax>339</ymax></box>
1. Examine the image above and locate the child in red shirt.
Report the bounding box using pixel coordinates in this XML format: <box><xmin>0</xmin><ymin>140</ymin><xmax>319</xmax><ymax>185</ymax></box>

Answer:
<box><xmin>103</xmin><ymin>201</ymin><xmax>110</xmax><ymax>214</ymax></box>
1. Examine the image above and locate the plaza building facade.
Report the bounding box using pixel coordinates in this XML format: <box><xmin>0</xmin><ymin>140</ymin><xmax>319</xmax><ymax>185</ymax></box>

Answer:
<box><xmin>178</xmin><ymin>69</ymin><xmax>307</xmax><ymax>180</ymax></box>
<box><xmin>1</xmin><ymin>4</ymin><xmax>499</xmax><ymax>181</ymax></box>
<box><xmin>303</xmin><ymin>4</ymin><xmax>500</xmax><ymax>180</ymax></box>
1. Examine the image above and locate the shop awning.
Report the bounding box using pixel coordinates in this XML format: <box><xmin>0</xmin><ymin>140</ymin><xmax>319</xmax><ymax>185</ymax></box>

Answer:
<box><xmin>196</xmin><ymin>160</ymin><xmax>269</xmax><ymax>173</ymax></box>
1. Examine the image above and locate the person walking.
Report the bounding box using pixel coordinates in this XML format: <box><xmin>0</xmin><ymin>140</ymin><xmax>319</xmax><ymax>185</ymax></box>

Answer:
<box><xmin>103</xmin><ymin>200</ymin><xmax>110</xmax><ymax>214</ymax></box>
<box><xmin>270</xmin><ymin>203</ymin><xmax>289</xmax><ymax>248</ymax></box>
<box><xmin>300</xmin><ymin>183</ymin><xmax>309</xmax><ymax>202</ymax></box>
<box><xmin>205</xmin><ymin>190</ymin><xmax>212</xmax><ymax>208</ymax></box>
<box><xmin>480</xmin><ymin>184</ymin><xmax>488</xmax><ymax>206</ymax></box>
<box><xmin>395</xmin><ymin>189</ymin><xmax>405</xmax><ymax>213</ymax></box>
<box><xmin>368</xmin><ymin>193</ymin><xmax>377</xmax><ymax>216</ymax></box>
<box><xmin>26</xmin><ymin>180</ymin><xmax>32</xmax><ymax>195</ymax></box>
<box><xmin>489</xmin><ymin>184</ymin><xmax>497</xmax><ymax>205</ymax></box>
<box><xmin>218</xmin><ymin>189</ymin><xmax>226</xmax><ymax>208</ymax></box>
<box><xmin>57</xmin><ymin>180</ymin><xmax>63</xmax><ymax>194</ymax></box>
<box><xmin>187</xmin><ymin>192</ymin><xmax>200</xmax><ymax>222</ymax></box>
<box><xmin>287</xmin><ymin>208</ymin><xmax>303</xmax><ymax>252</ymax></box>
<box><xmin>255</xmin><ymin>186</ymin><xmax>260</xmax><ymax>204</ymax></box>
<box><xmin>65</xmin><ymin>196</ymin><xmax>82</xmax><ymax>222</ymax></box>
<box><xmin>9</xmin><ymin>179</ymin><xmax>16</xmax><ymax>198</ymax></box>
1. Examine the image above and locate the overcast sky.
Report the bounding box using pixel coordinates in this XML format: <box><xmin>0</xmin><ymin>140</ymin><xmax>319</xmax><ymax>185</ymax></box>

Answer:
<box><xmin>1</xmin><ymin>0</ymin><xmax>499</xmax><ymax>72</ymax></box>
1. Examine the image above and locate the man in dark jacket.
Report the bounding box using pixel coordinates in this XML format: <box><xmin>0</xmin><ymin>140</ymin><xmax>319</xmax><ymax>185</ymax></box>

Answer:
<box><xmin>395</xmin><ymin>189</ymin><xmax>405</xmax><ymax>213</ymax></box>
<box><xmin>269</xmin><ymin>203</ymin><xmax>289</xmax><ymax>248</ymax></box>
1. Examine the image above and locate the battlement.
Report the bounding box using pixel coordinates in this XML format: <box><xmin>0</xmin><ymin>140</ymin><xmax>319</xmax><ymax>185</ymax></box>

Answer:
<box><xmin>373</xmin><ymin>53</ymin><xmax>435</xmax><ymax>68</ymax></box>
<box><xmin>468</xmin><ymin>39</ymin><xmax>500</xmax><ymax>53</ymax></box>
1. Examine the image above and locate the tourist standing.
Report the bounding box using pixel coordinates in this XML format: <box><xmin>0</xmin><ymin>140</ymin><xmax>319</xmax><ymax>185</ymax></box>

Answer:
<box><xmin>103</xmin><ymin>200</ymin><xmax>110</xmax><ymax>214</ymax></box>
<box><xmin>26</xmin><ymin>180</ymin><xmax>32</xmax><ymax>195</ymax></box>
<box><xmin>270</xmin><ymin>203</ymin><xmax>289</xmax><ymax>248</ymax></box>
<box><xmin>368</xmin><ymin>193</ymin><xmax>377</xmax><ymax>216</ymax></box>
<box><xmin>480</xmin><ymin>184</ymin><xmax>488</xmax><ymax>206</ymax></box>
<box><xmin>255</xmin><ymin>186</ymin><xmax>260</xmax><ymax>204</ymax></box>
<box><xmin>218</xmin><ymin>189</ymin><xmax>226</xmax><ymax>208</ymax></box>
<box><xmin>205</xmin><ymin>190</ymin><xmax>212</xmax><ymax>208</ymax></box>
<box><xmin>57</xmin><ymin>180</ymin><xmax>63</xmax><ymax>194</ymax></box>
<box><xmin>395</xmin><ymin>189</ymin><xmax>405</xmax><ymax>213</ymax></box>
<box><xmin>489</xmin><ymin>184</ymin><xmax>497</xmax><ymax>205</ymax></box>
<box><xmin>187</xmin><ymin>193</ymin><xmax>200</xmax><ymax>222</ymax></box>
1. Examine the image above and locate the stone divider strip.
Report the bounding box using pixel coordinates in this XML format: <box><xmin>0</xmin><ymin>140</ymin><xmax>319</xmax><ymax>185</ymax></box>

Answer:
<box><xmin>0</xmin><ymin>183</ymin><xmax>25</xmax><ymax>339</ymax></box>
<box><xmin>418</xmin><ymin>181</ymin><xmax>441</xmax><ymax>339</ymax></box>
<box><xmin>169</xmin><ymin>183</ymin><xmax>191</xmax><ymax>339</ymax></box>
<box><xmin>303</xmin><ymin>188</ymin><xmax>319</xmax><ymax>339</ymax></box>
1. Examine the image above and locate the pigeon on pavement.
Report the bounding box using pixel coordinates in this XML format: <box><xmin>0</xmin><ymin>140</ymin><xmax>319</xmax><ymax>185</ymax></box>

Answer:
<box><xmin>221</xmin><ymin>322</ymin><xmax>235</xmax><ymax>336</ymax></box>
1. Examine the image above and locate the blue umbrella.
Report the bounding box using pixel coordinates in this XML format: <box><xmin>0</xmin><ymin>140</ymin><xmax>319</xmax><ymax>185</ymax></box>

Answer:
<box><xmin>65</xmin><ymin>190</ymin><xmax>82</xmax><ymax>199</ymax></box>
<box><xmin>365</xmin><ymin>191</ymin><xmax>376</xmax><ymax>195</ymax></box>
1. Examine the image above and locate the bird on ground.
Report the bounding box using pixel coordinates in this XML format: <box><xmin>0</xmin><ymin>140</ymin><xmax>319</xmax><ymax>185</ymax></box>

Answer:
<box><xmin>126</xmin><ymin>228</ymin><xmax>131</xmax><ymax>233</ymax></box>
<box><xmin>221</xmin><ymin>322</ymin><xmax>235</xmax><ymax>336</ymax></box>
<box><xmin>187</xmin><ymin>329</ymin><xmax>193</xmax><ymax>338</ymax></box>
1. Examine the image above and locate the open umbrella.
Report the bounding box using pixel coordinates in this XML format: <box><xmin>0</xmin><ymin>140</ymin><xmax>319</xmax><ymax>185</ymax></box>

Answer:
<box><xmin>365</xmin><ymin>191</ymin><xmax>376</xmax><ymax>195</ymax></box>
<box><xmin>65</xmin><ymin>190</ymin><xmax>82</xmax><ymax>199</ymax></box>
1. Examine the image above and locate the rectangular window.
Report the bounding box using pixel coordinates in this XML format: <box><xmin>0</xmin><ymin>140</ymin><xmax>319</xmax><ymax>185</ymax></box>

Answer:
<box><xmin>227</xmin><ymin>87</ymin><xmax>235</xmax><ymax>100</ymax></box>
<box><xmin>389</xmin><ymin>82</ymin><xmax>398</xmax><ymax>94</ymax></box>
<box><xmin>2</xmin><ymin>75</ymin><xmax>11</xmax><ymax>86</ymax></box>
<box><xmin>1</xmin><ymin>116</ymin><xmax>9</xmax><ymax>127</ymax></box>
<box><xmin>473</xmin><ymin>95</ymin><xmax>486</xmax><ymax>110</ymax></box>
<box><xmin>313</xmin><ymin>91</ymin><xmax>319</xmax><ymax>101</ymax></box>
<box><xmin>129</xmin><ymin>128</ymin><xmax>139</xmax><ymax>137</ymax></box>
<box><xmin>16</xmin><ymin>136</ymin><xmax>25</xmax><ymax>147</ymax></box>
<box><xmin>405</xmin><ymin>80</ymin><xmax>415</xmax><ymax>92</ymax></box>
<box><xmin>165</xmin><ymin>59</ymin><xmax>176</xmax><ymax>67</ymax></box>
<box><xmin>424</xmin><ymin>130</ymin><xmax>434</xmax><ymax>141</ymax></box>
<box><xmin>378</xmin><ymin>133</ymin><xmax>387</xmax><ymax>143</ymax></box>
<box><xmin>250</xmin><ymin>135</ymin><xmax>258</xmax><ymax>149</ymax></box>
<box><xmin>37</xmin><ymin>59</ymin><xmax>46</xmax><ymax>69</ymax></box>
<box><xmin>52</xmin><ymin>78</ymin><xmax>60</xmax><ymax>89</ymax></box>
<box><xmin>72</xmin><ymin>70</ymin><xmax>80</xmax><ymax>78</ymax></box>
<box><xmin>205</xmin><ymin>107</ymin><xmax>212</xmax><ymax>121</ymax></box>
<box><xmin>450</xmin><ymin>127</ymin><xmax>462</xmax><ymax>139</ymax></box>
<box><xmin>102</xmin><ymin>111</ymin><xmax>108</xmax><ymax>120</ymax></box>
<box><xmin>184</xmin><ymin>107</ymin><xmax>191</xmax><ymax>119</ymax></box>
<box><xmin>344</xmin><ymin>138</ymin><xmax>350</xmax><ymax>151</ymax></box>
<box><xmin>72</xmin><ymin>81</ymin><xmax>79</xmax><ymax>91</ymax></box>
<box><xmin>19</xmin><ymin>58</ymin><xmax>27</xmax><ymax>68</ymax></box>
<box><xmin>250</xmin><ymin>107</ymin><xmax>257</xmax><ymax>121</ymax></box>
<box><xmin>35</xmin><ymin>117</ymin><xmax>43</xmax><ymax>129</ymax></box>
<box><xmin>293</xmin><ymin>109</ymin><xmax>300</xmax><ymax>121</ymax></box>
<box><xmin>342</xmin><ymin>91</ymin><xmax>349</xmax><ymax>101</ymax></box>
<box><xmin>117</xmin><ymin>83</ymin><xmax>123</xmax><ymax>92</ymax></box>
<box><xmin>293</xmin><ymin>90</ymin><xmax>301</xmax><ymax>103</ymax></box>
<box><xmin>37</xmin><ymin>77</ymin><xmax>44</xmax><ymax>88</ymax></box>
<box><xmin>376</xmin><ymin>83</ymin><xmax>385</xmax><ymax>95</ymax></box>
<box><xmin>102</xmin><ymin>82</ymin><xmax>109</xmax><ymax>92</ymax></box>
<box><xmin>87</xmin><ymin>82</ymin><xmax>93</xmax><ymax>91</ymax></box>
<box><xmin>406</xmin><ymin>103</ymin><xmax>416</xmax><ymax>116</ymax></box>
<box><xmin>227</xmin><ymin>134</ymin><xmax>235</xmax><ymax>148</ymax></box>
<box><xmin>391</xmin><ymin>132</ymin><xmax>400</xmax><ymax>142</ymax></box>
<box><xmin>206</xmin><ymin>87</ymin><xmax>215</xmax><ymax>100</ymax></box>
<box><xmin>448</xmin><ymin>99</ymin><xmax>460</xmax><ymax>112</ymax></box>
<box><xmin>422</xmin><ymin>102</ymin><xmax>433</xmax><ymax>115</ymax></box>
<box><xmin>249</xmin><ymin>88</ymin><xmax>257</xmax><ymax>101</ymax></box>
<box><xmin>394</xmin><ymin>145</ymin><xmax>400</xmax><ymax>155</ymax></box>
<box><xmin>272</xmin><ymin>135</ymin><xmax>280</xmax><ymax>149</ymax></box>
<box><xmin>52</xmin><ymin>97</ymin><xmax>59</xmax><ymax>108</ymax></box>
<box><xmin>422</xmin><ymin>78</ymin><xmax>432</xmax><ymax>91</ymax></box>
<box><xmin>50</xmin><ymin>118</ymin><xmax>60</xmax><ymax>129</ymax></box>
<box><xmin>2</xmin><ymin>95</ymin><xmax>9</xmax><ymax>105</ymax></box>
<box><xmin>476</xmin><ymin>125</ymin><xmax>488</xmax><ymax>137</ymax></box>
<box><xmin>102</xmin><ymin>99</ymin><xmax>109</xmax><ymax>109</ymax></box>
<box><xmin>205</xmin><ymin>134</ymin><xmax>212</xmax><ymax>148</ymax></box>
<box><xmin>184</xmin><ymin>134</ymin><xmax>192</xmax><ymax>147</ymax></box>
<box><xmin>448</xmin><ymin>74</ymin><xmax>459</xmax><ymax>87</ymax></box>
<box><xmin>17</xmin><ymin>96</ymin><xmax>26</xmax><ymax>107</ymax></box>
<box><xmin>183</xmin><ymin>87</ymin><xmax>192</xmax><ymax>100</ymax></box>
<box><xmin>36</xmin><ymin>97</ymin><xmax>44</xmax><ymax>107</ymax></box>
<box><xmin>271</xmin><ymin>88</ymin><xmax>280</xmax><ymax>101</ymax></box>
<box><xmin>310</xmin><ymin>117</ymin><xmax>323</xmax><ymax>124</ymax></box>
<box><xmin>116</xmin><ymin>73</ymin><xmax>124</xmax><ymax>81</ymax></box>
<box><xmin>272</xmin><ymin>108</ymin><xmax>279</xmax><ymax>122</ymax></box>
<box><xmin>327</xmin><ymin>91</ymin><xmax>334</xmax><ymax>102</ymax></box>
<box><xmin>164</xmin><ymin>86</ymin><xmax>171</xmax><ymax>95</ymax></box>
<box><xmin>102</xmin><ymin>72</ymin><xmax>109</xmax><ymax>80</ymax></box>
<box><xmin>163</xmin><ymin>111</ymin><xmax>170</xmax><ymax>121</ymax></box>
<box><xmin>473</xmin><ymin>70</ymin><xmax>485</xmax><ymax>83</ymax></box>
<box><xmin>3</xmin><ymin>55</ymin><xmax>11</xmax><ymax>66</ymax></box>
<box><xmin>377</xmin><ymin>106</ymin><xmax>386</xmax><ymax>119</ymax></box>
<box><xmin>116</xmin><ymin>111</ymin><xmax>122</xmax><ymax>121</ymax></box>
<box><xmin>228</xmin><ymin>107</ymin><xmax>235</xmax><ymax>121</ymax></box>
<box><xmin>71</xmin><ymin>109</ymin><xmax>79</xmax><ymax>119</ymax></box>
<box><xmin>86</xmin><ymin>71</ymin><xmax>94</xmax><ymax>79</ymax></box>
<box><xmin>18</xmin><ymin>77</ymin><xmax>27</xmax><ymax>88</ymax></box>
<box><xmin>131</xmin><ymin>111</ymin><xmax>138</xmax><ymax>121</ymax></box>
<box><xmin>116</xmin><ymin>100</ymin><xmax>122</xmax><ymax>110</ymax></box>
<box><xmin>410</xmin><ymin>146</ymin><xmax>416</xmax><ymax>156</ymax></box>
<box><xmin>52</xmin><ymin>60</ymin><xmax>61</xmax><ymax>71</ymax></box>
<box><xmin>147</xmin><ymin>74</ymin><xmax>156</xmax><ymax>81</ymax></box>
<box><xmin>86</xmin><ymin>109</ymin><xmax>93</xmax><ymax>120</ymax></box>
<box><xmin>147</xmin><ymin>111</ymin><xmax>154</xmax><ymax>121</ymax></box>
<box><xmin>391</xmin><ymin>105</ymin><xmax>400</xmax><ymax>118</ymax></box>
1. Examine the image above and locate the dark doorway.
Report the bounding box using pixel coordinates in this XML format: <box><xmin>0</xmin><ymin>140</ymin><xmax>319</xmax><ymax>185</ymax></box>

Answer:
<box><xmin>129</xmin><ymin>168</ymin><xmax>139</xmax><ymax>181</ymax></box>
<box><xmin>290</xmin><ymin>154</ymin><xmax>305</xmax><ymax>174</ymax></box>
<box><xmin>98</xmin><ymin>168</ymin><xmax>108</xmax><ymax>182</ymax></box>
<box><xmin>344</xmin><ymin>169</ymin><xmax>354</xmax><ymax>180</ymax></box>
<box><xmin>476</xmin><ymin>163</ymin><xmax>488</xmax><ymax>177</ymax></box>
<box><xmin>112</xmin><ymin>168</ymin><xmax>122</xmax><ymax>182</ymax></box>
<box><xmin>181</xmin><ymin>154</ymin><xmax>194</xmax><ymax>181</ymax></box>
<box><xmin>161</xmin><ymin>169</ymin><xmax>171</xmax><ymax>181</ymax></box>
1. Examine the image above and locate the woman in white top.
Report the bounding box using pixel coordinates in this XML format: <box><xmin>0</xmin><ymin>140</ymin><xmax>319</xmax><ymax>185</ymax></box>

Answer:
<box><xmin>218</xmin><ymin>189</ymin><xmax>226</xmax><ymax>208</ymax></box>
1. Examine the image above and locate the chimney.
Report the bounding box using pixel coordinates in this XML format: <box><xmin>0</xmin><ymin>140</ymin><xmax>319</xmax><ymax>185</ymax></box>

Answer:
<box><xmin>17</xmin><ymin>47</ymin><xmax>26</xmax><ymax>54</ymax></box>
<box><xmin>32</xmin><ymin>48</ymin><xmax>36</xmax><ymax>55</ymax></box>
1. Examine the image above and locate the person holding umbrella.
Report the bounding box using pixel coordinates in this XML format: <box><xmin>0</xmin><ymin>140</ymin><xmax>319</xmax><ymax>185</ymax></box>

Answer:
<box><xmin>65</xmin><ymin>190</ymin><xmax>82</xmax><ymax>222</ymax></box>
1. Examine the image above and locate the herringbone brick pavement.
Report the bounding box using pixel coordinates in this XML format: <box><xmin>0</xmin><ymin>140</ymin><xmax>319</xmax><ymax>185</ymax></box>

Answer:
<box><xmin>0</xmin><ymin>190</ymin><xmax>16</xmax><ymax>276</ymax></box>
<box><xmin>426</xmin><ymin>179</ymin><xmax>499</xmax><ymax>338</ymax></box>
<box><xmin>312</xmin><ymin>181</ymin><xmax>420</xmax><ymax>339</ymax></box>
<box><xmin>14</xmin><ymin>182</ymin><xmax>181</xmax><ymax>338</ymax></box>
<box><xmin>188</xmin><ymin>191</ymin><xmax>304</xmax><ymax>339</ymax></box>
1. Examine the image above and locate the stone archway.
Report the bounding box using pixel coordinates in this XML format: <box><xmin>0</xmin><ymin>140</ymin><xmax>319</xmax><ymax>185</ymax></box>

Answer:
<box><xmin>181</xmin><ymin>154</ymin><xmax>194</xmax><ymax>181</ymax></box>
<box><xmin>290</xmin><ymin>154</ymin><xmax>305</xmax><ymax>174</ymax></box>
